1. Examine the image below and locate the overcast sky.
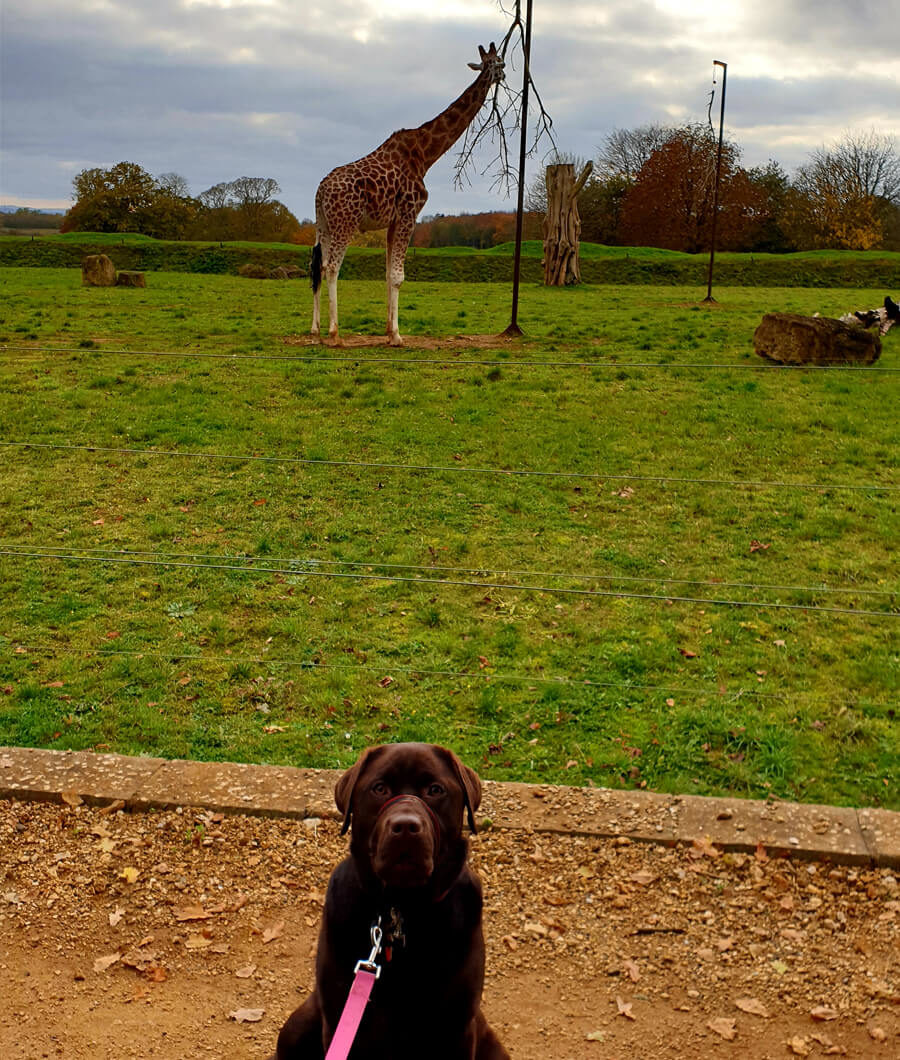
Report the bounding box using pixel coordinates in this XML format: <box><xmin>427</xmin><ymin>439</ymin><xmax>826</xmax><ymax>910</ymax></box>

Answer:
<box><xmin>2</xmin><ymin>0</ymin><xmax>899</xmax><ymax>219</ymax></box>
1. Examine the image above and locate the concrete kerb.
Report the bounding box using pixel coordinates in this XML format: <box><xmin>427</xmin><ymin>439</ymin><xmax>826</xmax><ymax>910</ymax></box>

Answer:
<box><xmin>0</xmin><ymin>746</ymin><xmax>896</xmax><ymax>868</ymax></box>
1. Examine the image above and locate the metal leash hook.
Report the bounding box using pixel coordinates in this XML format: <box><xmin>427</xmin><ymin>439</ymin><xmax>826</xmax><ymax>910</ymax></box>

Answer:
<box><xmin>354</xmin><ymin>918</ymin><xmax>383</xmax><ymax>979</ymax></box>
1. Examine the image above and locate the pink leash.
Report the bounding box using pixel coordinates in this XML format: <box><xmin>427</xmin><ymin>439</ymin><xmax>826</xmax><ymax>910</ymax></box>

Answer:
<box><xmin>324</xmin><ymin>920</ymin><xmax>383</xmax><ymax>1060</ymax></box>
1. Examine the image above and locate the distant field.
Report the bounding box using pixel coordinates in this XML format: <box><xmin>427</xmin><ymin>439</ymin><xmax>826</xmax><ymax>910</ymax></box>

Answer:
<box><xmin>3</xmin><ymin>233</ymin><xmax>900</xmax><ymax>286</ymax></box>
<box><xmin>0</xmin><ymin>267</ymin><xmax>897</xmax><ymax>808</ymax></box>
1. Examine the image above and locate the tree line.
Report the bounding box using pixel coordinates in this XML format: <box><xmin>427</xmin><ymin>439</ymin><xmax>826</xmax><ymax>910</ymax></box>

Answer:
<box><xmin>522</xmin><ymin>126</ymin><xmax>899</xmax><ymax>253</ymax></box>
<box><xmin>60</xmin><ymin>162</ymin><xmax>302</xmax><ymax>243</ymax></box>
<box><xmin>56</xmin><ymin>127</ymin><xmax>900</xmax><ymax>252</ymax></box>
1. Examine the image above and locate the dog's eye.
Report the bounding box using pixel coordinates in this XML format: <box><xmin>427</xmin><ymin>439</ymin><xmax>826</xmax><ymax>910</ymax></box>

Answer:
<box><xmin>371</xmin><ymin>781</ymin><xmax>389</xmax><ymax>796</ymax></box>
<box><xmin>426</xmin><ymin>783</ymin><xmax>445</xmax><ymax>797</ymax></box>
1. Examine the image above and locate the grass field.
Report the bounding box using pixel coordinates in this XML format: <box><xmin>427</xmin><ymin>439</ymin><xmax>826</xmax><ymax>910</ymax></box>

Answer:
<box><xmin>0</xmin><ymin>267</ymin><xmax>897</xmax><ymax>808</ymax></box>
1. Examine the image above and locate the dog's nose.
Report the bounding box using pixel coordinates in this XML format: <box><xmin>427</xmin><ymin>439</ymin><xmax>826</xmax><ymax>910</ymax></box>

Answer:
<box><xmin>389</xmin><ymin>813</ymin><xmax>422</xmax><ymax>837</ymax></box>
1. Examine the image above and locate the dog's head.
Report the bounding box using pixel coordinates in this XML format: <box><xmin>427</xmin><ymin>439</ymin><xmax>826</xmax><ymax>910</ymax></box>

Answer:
<box><xmin>335</xmin><ymin>743</ymin><xmax>482</xmax><ymax>892</ymax></box>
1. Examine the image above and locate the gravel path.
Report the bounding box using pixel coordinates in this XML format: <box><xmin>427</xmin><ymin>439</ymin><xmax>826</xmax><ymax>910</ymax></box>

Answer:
<box><xmin>1</xmin><ymin>799</ymin><xmax>897</xmax><ymax>1058</ymax></box>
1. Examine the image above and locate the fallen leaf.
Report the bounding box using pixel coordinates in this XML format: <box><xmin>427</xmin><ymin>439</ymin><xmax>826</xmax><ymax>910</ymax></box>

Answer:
<box><xmin>689</xmin><ymin>836</ymin><xmax>721</xmax><ymax>859</ymax></box>
<box><xmin>665</xmin><ymin>698</ymin><xmax>675</xmax><ymax>707</ymax></box>
<box><xmin>615</xmin><ymin>997</ymin><xmax>635</xmax><ymax>1021</ymax></box>
<box><xmin>678</xmin><ymin>648</ymin><xmax>698</xmax><ymax>658</ymax></box>
<box><xmin>185</xmin><ymin>933</ymin><xmax>212</xmax><ymax>950</ymax></box>
<box><xmin>235</xmin><ymin>964</ymin><xmax>257</xmax><ymax>979</ymax></box>
<box><xmin>735</xmin><ymin>997</ymin><xmax>770</xmax><ymax>1018</ymax></box>
<box><xmin>172</xmin><ymin>903</ymin><xmax>210</xmax><ymax>922</ymax></box>
<box><xmin>787</xmin><ymin>1036</ymin><xmax>811</xmax><ymax>1056</ymax></box>
<box><xmin>585</xmin><ymin>1030</ymin><xmax>605</xmax><ymax>1042</ymax></box>
<box><xmin>99</xmin><ymin>837</ymin><xmax>117</xmax><ymax>854</ymax></box>
<box><xmin>252</xmin><ymin>498</ymin><xmax>267</xmax><ymax>506</ymax></box>
<box><xmin>749</xmin><ymin>540</ymin><xmax>771</xmax><ymax>553</ymax></box>
<box><xmin>60</xmin><ymin>790</ymin><xmax>83</xmax><ymax>808</ymax></box>
<box><xmin>377</xmin><ymin>676</ymin><xmax>393</xmax><ymax>688</ymax></box>
<box><xmin>770</xmin><ymin>959</ymin><xmax>789</xmax><ymax>975</ymax></box>
<box><xmin>229</xmin><ymin>1008</ymin><xmax>264</xmax><ymax>1023</ymax></box>
<box><xmin>119</xmin><ymin>867</ymin><xmax>140</xmax><ymax>885</ymax></box>
<box><xmin>144</xmin><ymin>965</ymin><xmax>167</xmax><ymax>983</ymax></box>
<box><xmin>93</xmin><ymin>952</ymin><xmax>121</xmax><ymax>973</ymax></box>
<box><xmin>810</xmin><ymin>1006</ymin><xmax>838</xmax><ymax>1022</ymax></box>
<box><xmin>708</xmin><ymin>1017</ymin><xmax>737</xmax><ymax>1041</ymax></box>
<box><xmin>262</xmin><ymin>920</ymin><xmax>285</xmax><ymax>944</ymax></box>
<box><xmin>263</xmin><ymin>725</ymin><xmax>286</xmax><ymax>734</ymax></box>
<box><xmin>716</xmin><ymin>936</ymin><xmax>735</xmax><ymax>952</ymax></box>
<box><xmin>121</xmin><ymin>949</ymin><xmax>159</xmax><ymax>971</ymax></box>
<box><xmin>108</xmin><ymin>906</ymin><xmax>125</xmax><ymax>928</ymax></box>
<box><xmin>622</xmin><ymin>958</ymin><xmax>640</xmax><ymax>982</ymax></box>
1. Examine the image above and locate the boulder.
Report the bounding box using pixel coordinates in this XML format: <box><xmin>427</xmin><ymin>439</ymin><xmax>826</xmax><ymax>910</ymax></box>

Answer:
<box><xmin>238</xmin><ymin>263</ymin><xmax>271</xmax><ymax>279</ymax></box>
<box><xmin>81</xmin><ymin>254</ymin><xmax>117</xmax><ymax>287</ymax></box>
<box><xmin>754</xmin><ymin>312</ymin><xmax>881</xmax><ymax>366</ymax></box>
<box><xmin>115</xmin><ymin>270</ymin><xmax>146</xmax><ymax>288</ymax></box>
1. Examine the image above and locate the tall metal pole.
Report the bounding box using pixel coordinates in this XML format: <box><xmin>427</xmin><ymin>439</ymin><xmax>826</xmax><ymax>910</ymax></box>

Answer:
<box><xmin>503</xmin><ymin>0</ymin><xmax>533</xmax><ymax>337</ymax></box>
<box><xmin>702</xmin><ymin>60</ymin><xmax>727</xmax><ymax>304</ymax></box>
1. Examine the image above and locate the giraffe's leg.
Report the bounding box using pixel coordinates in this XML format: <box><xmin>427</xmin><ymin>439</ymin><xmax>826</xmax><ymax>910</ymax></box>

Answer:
<box><xmin>322</xmin><ymin>241</ymin><xmax>348</xmax><ymax>345</ymax></box>
<box><xmin>311</xmin><ymin>220</ymin><xmax>327</xmax><ymax>339</ymax></box>
<box><xmin>311</xmin><ymin>290</ymin><xmax>320</xmax><ymax>338</ymax></box>
<box><xmin>385</xmin><ymin>215</ymin><xmax>417</xmax><ymax>347</ymax></box>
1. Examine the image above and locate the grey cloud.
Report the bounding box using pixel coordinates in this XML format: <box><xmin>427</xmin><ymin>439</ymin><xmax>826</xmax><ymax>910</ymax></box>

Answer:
<box><xmin>2</xmin><ymin>0</ymin><xmax>899</xmax><ymax>214</ymax></box>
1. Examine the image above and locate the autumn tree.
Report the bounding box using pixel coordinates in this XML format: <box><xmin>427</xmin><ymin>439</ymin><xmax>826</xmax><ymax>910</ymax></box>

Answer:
<box><xmin>63</xmin><ymin>162</ymin><xmax>158</xmax><ymax>233</ymax></box>
<box><xmin>193</xmin><ymin>177</ymin><xmax>298</xmax><ymax>242</ymax></box>
<box><xmin>782</xmin><ymin>131</ymin><xmax>899</xmax><ymax>249</ymax></box>
<box><xmin>597</xmin><ymin>124</ymin><xmax>674</xmax><ymax>181</ymax></box>
<box><xmin>618</xmin><ymin>124</ymin><xmax>766</xmax><ymax>253</ymax></box>
<box><xmin>62</xmin><ymin>162</ymin><xmax>198</xmax><ymax>238</ymax></box>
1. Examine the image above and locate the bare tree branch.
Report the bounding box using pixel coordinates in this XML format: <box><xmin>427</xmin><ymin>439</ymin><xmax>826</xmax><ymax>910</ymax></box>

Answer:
<box><xmin>453</xmin><ymin>1</ymin><xmax>557</xmax><ymax>196</ymax></box>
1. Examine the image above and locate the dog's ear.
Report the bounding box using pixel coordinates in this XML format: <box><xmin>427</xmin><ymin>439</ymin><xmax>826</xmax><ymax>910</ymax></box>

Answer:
<box><xmin>335</xmin><ymin>746</ymin><xmax>381</xmax><ymax>835</ymax></box>
<box><xmin>435</xmin><ymin>746</ymin><xmax>482</xmax><ymax>833</ymax></box>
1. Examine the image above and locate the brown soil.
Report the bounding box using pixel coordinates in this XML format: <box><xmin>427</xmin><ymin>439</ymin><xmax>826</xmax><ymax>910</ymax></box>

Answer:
<box><xmin>282</xmin><ymin>333</ymin><xmax>529</xmax><ymax>351</ymax></box>
<box><xmin>1</xmin><ymin>800</ymin><xmax>896</xmax><ymax>1059</ymax></box>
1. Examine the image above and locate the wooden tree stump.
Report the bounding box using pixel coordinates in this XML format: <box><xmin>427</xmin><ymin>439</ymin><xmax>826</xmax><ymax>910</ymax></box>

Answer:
<box><xmin>542</xmin><ymin>162</ymin><xmax>593</xmax><ymax>286</ymax></box>
<box><xmin>115</xmin><ymin>271</ymin><xmax>146</xmax><ymax>288</ymax></box>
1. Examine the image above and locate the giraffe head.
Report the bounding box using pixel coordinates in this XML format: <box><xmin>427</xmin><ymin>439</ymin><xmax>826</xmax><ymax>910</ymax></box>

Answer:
<box><xmin>468</xmin><ymin>42</ymin><xmax>504</xmax><ymax>84</ymax></box>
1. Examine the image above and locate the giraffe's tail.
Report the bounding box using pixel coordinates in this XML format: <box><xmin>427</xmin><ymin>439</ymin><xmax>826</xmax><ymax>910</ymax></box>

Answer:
<box><xmin>310</xmin><ymin>243</ymin><xmax>323</xmax><ymax>293</ymax></box>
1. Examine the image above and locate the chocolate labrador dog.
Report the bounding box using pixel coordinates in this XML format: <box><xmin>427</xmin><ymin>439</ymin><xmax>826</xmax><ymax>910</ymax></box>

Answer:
<box><xmin>272</xmin><ymin>742</ymin><xmax>509</xmax><ymax>1059</ymax></box>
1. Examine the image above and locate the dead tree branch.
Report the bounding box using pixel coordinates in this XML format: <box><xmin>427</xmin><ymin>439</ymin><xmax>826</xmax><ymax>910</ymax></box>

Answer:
<box><xmin>453</xmin><ymin>1</ymin><xmax>557</xmax><ymax>195</ymax></box>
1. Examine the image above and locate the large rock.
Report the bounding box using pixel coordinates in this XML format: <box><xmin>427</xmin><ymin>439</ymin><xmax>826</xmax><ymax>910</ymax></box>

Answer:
<box><xmin>754</xmin><ymin>312</ymin><xmax>881</xmax><ymax>366</ymax></box>
<box><xmin>81</xmin><ymin>254</ymin><xmax>117</xmax><ymax>287</ymax></box>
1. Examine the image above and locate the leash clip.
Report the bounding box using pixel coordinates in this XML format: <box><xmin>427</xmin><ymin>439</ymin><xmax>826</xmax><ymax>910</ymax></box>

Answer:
<box><xmin>354</xmin><ymin>918</ymin><xmax>383</xmax><ymax>979</ymax></box>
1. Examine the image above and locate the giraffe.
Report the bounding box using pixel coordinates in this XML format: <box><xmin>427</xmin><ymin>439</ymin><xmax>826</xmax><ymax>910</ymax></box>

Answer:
<box><xmin>310</xmin><ymin>43</ymin><xmax>504</xmax><ymax>346</ymax></box>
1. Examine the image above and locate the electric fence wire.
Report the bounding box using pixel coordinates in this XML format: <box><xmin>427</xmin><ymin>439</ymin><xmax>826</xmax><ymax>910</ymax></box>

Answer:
<box><xmin>3</xmin><ymin>440</ymin><xmax>897</xmax><ymax>494</ymax></box>
<box><xmin>4</xmin><ymin>342</ymin><xmax>900</xmax><ymax>373</ymax></box>
<box><xmin>4</xmin><ymin>641</ymin><xmax>789</xmax><ymax>703</ymax></box>
<box><xmin>3</xmin><ymin>542</ymin><xmax>896</xmax><ymax>599</ymax></box>
<box><xmin>1</xmin><ymin>547</ymin><xmax>897</xmax><ymax>618</ymax></box>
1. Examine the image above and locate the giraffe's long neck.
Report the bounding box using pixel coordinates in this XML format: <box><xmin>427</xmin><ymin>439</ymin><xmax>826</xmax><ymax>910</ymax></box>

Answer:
<box><xmin>415</xmin><ymin>69</ymin><xmax>493</xmax><ymax>172</ymax></box>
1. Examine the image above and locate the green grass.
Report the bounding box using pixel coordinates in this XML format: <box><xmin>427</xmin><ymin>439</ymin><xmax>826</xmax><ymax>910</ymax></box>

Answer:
<box><xmin>0</xmin><ymin>267</ymin><xmax>897</xmax><ymax>808</ymax></box>
<box><xmin>4</xmin><ymin>234</ymin><xmax>900</xmax><ymax>287</ymax></box>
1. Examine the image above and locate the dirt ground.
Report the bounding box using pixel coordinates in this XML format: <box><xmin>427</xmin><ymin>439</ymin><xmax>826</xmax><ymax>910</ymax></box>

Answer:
<box><xmin>1</xmin><ymin>799</ymin><xmax>896</xmax><ymax>1059</ymax></box>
